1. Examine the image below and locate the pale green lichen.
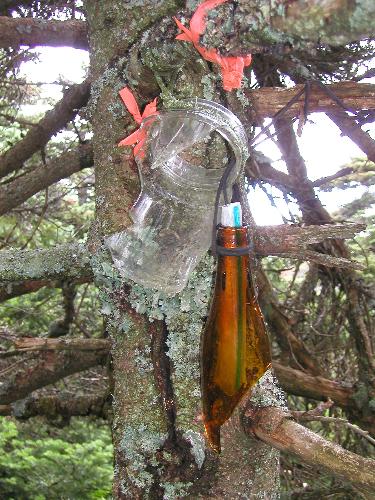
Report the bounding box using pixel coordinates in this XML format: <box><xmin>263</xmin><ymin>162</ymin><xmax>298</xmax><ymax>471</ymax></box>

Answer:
<box><xmin>183</xmin><ymin>430</ymin><xmax>205</xmax><ymax>469</ymax></box>
<box><xmin>88</xmin><ymin>66</ymin><xmax>125</xmax><ymax>119</ymax></box>
<box><xmin>161</xmin><ymin>481</ymin><xmax>193</xmax><ymax>499</ymax></box>
<box><xmin>0</xmin><ymin>243</ymin><xmax>91</xmax><ymax>283</ymax></box>
<box><xmin>250</xmin><ymin>369</ymin><xmax>288</xmax><ymax>410</ymax></box>
<box><xmin>119</xmin><ymin>425</ymin><xmax>168</xmax><ymax>495</ymax></box>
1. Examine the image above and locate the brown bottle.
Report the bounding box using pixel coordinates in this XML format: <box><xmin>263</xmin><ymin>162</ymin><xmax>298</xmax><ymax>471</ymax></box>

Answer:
<box><xmin>201</xmin><ymin>226</ymin><xmax>272</xmax><ymax>452</ymax></box>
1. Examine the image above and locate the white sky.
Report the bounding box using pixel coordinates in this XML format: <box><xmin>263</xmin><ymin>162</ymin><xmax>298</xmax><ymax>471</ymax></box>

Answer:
<box><xmin>20</xmin><ymin>47</ymin><xmax>374</xmax><ymax>225</ymax></box>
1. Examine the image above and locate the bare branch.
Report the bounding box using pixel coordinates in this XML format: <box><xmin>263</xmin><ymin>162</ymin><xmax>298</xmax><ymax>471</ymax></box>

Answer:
<box><xmin>292</xmin><ymin>413</ymin><xmax>375</xmax><ymax>447</ymax></box>
<box><xmin>246</xmin><ymin>155</ymin><xmax>297</xmax><ymax>190</ymax></box>
<box><xmin>255</xmin><ymin>222</ymin><xmax>366</xmax><ymax>270</ymax></box>
<box><xmin>0</xmin><ymin>276</ymin><xmax>90</xmax><ymax>303</ymax></box>
<box><xmin>0</xmin><ymin>391</ymin><xmax>110</xmax><ymax>420</ymax></box>
<box><xmin>0</xmin><ymin>16</ymin><xmax>88</xmax><ymax>50</ymax></box>
<box><xmin>312</xmin><ymin>167</ymin><xmax>354</xmax><ymax>188</ymax></box>
<box><xmin>247</xmin><ymin>82</ymin><xmax>375</xmax><ymax>122</ymax></box>
<box><xmin>273</xmin><ymin>363</ymin><xmax>352</xmax><ymax>408</ymax></box>
<box><xmin>257</xmin><ymin>267</ymin><xmax>321</xmax><ymax>375</ymax></box>
<box><xmin>327</xmin><ymin>109</ymin><xmax>375</xmax><ymax>162</ymax></box>
<box><xmin>243</xmin><ymin>406</ymin><xmax>375</xmax><ymax>498</ymax></box>
<box><xmin>0</xmin><ymin>79</ymin><xmax>90</xmax><ymax>178</ymax></box>
<box><xmin>0</xmin><ymin>349</ymin><xmax>108</xmax><ymax>405</ymax></box>
<box><xmin>14</xmin><ymin>337</ymin><xmax>110</xmax><ymax>352</ymax></box>
<box><xmin>0</xmin><ymin>143</ymin><xmax>93</xmax><ymax>215</ymax></box>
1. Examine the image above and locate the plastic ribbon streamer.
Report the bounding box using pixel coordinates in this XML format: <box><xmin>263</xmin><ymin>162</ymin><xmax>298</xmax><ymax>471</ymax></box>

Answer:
<box><xmin>118</xmin><ymin>87</ymin><xmax>158</xmax><ymax>158</ymax></box>
<box><xmin>174</xmin><ymin>0</ymin><xmax>252</xmax><ymax>91</ymax></box>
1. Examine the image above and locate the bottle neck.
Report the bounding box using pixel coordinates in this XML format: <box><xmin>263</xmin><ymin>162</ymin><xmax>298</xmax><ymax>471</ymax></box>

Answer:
<box><xmin>217</xmin><ymin>226</ymin><xmax>249</xmax><ymax>249</ymax></box>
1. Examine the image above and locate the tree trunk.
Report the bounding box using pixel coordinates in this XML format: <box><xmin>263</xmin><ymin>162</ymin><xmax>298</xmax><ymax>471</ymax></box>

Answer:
<box><xmin>85</xmin><ymin>1</ymin><xmax>284</xmax><ymax>497</ymax></box>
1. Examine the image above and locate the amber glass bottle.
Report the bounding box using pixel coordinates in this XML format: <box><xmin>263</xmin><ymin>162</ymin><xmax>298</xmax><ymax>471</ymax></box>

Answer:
<box><xmin>201</xmin><ymin>226</ymin><xmax>272</xmax><ymax>452</ymax></box>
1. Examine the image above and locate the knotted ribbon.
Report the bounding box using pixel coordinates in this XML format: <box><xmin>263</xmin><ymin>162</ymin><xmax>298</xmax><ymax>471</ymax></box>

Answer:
<box><xmin>174</xmin><ymin>0</ymin><xmax>252</xmax><ymax>91</ymax></box>
<box><xmin>118</xmin><ymin>87</ymin><xmax>158</xmax><ymax>158</ymax></box>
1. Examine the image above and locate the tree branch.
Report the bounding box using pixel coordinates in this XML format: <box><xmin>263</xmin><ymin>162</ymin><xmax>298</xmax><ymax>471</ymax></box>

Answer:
<box><xmin>0</xmin><ymin>16</ymin><xmax>88</xmax><ymax>50</ymax></box>
<box><xmin>327</xmin><ymin>109</ymin><xmax>375</xmax><ymax>163</ymax></box>
<box><xmin>200</xmin><ymin>0</ymin><xmax>375</xmax><ymax>55</ymax></box>
<box><xmin>0</xmin><ymin>143</ymin><xmax>93</xmax><ymax>215</ymax></box>
<box><xmin>0</xmin><ymin>79</ymin><xmax>90</xmax><ymax>178</ymax></box>
<box><xmin>3</xmin><ymin>336</ymin><xmax>373</xmax><ymax>431</ymax></box>
<box><xmin>247</xmin><ymin>82</ymin><xmax>375</xmax><ymax>122</ymax></box>
<box><xmin>255</xmin><ymin>222</ymin><xmax>366</xmax><ymax>270</ymax></box>
<box><xmin>0</xmin><ymin>391</ymin><xmax>110</xmax><ymax>420</ymax></box>
<box><xmin>0</xmin><ymin>223</ymin><xmax>363</xmax><ymax>290</ymax></box>
<box><xmin>257</xmin><ymin>267</ymin><xmax>322</xmax><ymax>375</ymax></box>
<box><xmin>243</xmin><ymin>406</ymin><xmax>375</xmax><ymax>498</ymax></box>
<box><xmin>0</xmin><ymin>243</ymin><xmax>92</xmax><ymax>283</ymax></box>
<box><xmin>14</xmin><ymin>337</ymin><xmax>110</xmax><ymax>352</ymax></box>
<box><xmin>273</xmin><ymin>362</ymin><xmax>353</xmax><ymax>408</ymax></box>
<box><xmin>292</xmin><ymin>413</ymin><xmax>375</xmax><ymax>447</ymax></box>
<box><xmin>0</xmin><ymin>348</ymin><xmax>108</xmax><ymax>405</ymax></box>
<box><xmin>0</xmin><ymin>276</ymin><xmax>90</xmax><ymax>303</ymax></box>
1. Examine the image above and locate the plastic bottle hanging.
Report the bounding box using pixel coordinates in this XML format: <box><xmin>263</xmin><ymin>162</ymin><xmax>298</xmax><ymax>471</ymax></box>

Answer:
<box><xmin>105</xmin><ymin>99</ymin><xmax>248</xmax><ymax>294</ymax></box>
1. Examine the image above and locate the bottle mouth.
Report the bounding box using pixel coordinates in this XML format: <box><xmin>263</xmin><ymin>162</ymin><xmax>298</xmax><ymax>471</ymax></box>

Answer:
<box><xmin>140</xmin><ymin>98</ymin><xmax>249</xmax><ymax>188</ymax></box>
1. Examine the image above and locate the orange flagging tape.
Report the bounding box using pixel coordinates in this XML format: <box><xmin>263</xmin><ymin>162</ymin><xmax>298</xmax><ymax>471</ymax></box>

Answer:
<box><xmin>118</xmin><ymin>87</ymin><xmax>158</xmax><ymax>158</ymax></box>
<box><xmin>174</xmin><ymin>0</ymin><xmax>251</xmax><ymax>91</ymax></box>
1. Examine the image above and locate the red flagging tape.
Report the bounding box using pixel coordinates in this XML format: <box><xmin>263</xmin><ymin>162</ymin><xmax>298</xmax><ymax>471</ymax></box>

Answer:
<box><xmin>118</xmin><ymin>87</ymin><xmax>158</xmax><ymax>158</ymax></box>
<box><xmin>174</xmin><ymin>0</ymin><xmax>251</xmax><ymax>91</ymax></box>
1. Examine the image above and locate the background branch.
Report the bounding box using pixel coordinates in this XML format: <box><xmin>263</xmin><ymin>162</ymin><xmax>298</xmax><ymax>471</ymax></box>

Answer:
<box><xmin>327</xmin><ymin>109</ymin><xmax>375</xmax><ymax>162</ymax></box>
<box><xmin>247</xmin><ymin>82</ymin><xmax>375</xmax><ymax>122</ymax></box>
<box><xmin>0</xmin><ymin>143</ymin><xmax>93</xmax><ymax>215</ymax></box>
<box><xmin>243</xmin><ymin>406</ymin><xmax>375</xmax><ymax>498</ymax></box>
<box><xmin>0</xmin><ymin>348</ymin><xmax>108</xmax><ymax>405</ymax></box>
<box><xmin>0</xmin><ymin>79</ymin><xmax>90</xmax><ymax>178</ymax></box>
<box><xmin>0</xmin><ymin>391</ymin><xmax>110</xmax><ymax>420</ymax></box>
<box><xmin>0</xmin><ymin>16</ymin><xmax>88</xmax><ymax>50</ymax></box>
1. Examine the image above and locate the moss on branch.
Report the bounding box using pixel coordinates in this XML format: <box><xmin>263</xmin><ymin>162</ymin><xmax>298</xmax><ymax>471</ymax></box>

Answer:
<box><xmin>0</xmin><ymin>243</ymin><xmax>92</xmax><ymax>283</ymax></box>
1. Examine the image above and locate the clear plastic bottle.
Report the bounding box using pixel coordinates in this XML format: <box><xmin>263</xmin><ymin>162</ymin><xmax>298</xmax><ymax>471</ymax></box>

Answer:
<box><xmin>105</xmin><ymin>99</ymin><xmax>249</xmax><ymax>294</ymax></box>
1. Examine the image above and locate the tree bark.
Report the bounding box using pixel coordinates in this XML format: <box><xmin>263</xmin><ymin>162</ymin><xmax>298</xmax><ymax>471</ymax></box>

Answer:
<box><xmin>247</xmin><ymin>82</ymin><xmax>375</xmax><ymax>121</ymax></box>
<box><xmin>0</xmin><ymin>243</ymin><xmax>92</xmax><ymax>283</ymax></box>
<box><xmin>0</xmin><ymin>223</ymin><xmax>364</xmax><ymax>284</ymax></box>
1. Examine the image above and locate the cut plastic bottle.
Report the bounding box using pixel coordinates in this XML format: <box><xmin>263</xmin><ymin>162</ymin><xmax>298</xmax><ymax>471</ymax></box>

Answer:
<box><xmin>105</xmin><ymin>99</ymin><xmax>248</xmax><ymax>294</ymax></box>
